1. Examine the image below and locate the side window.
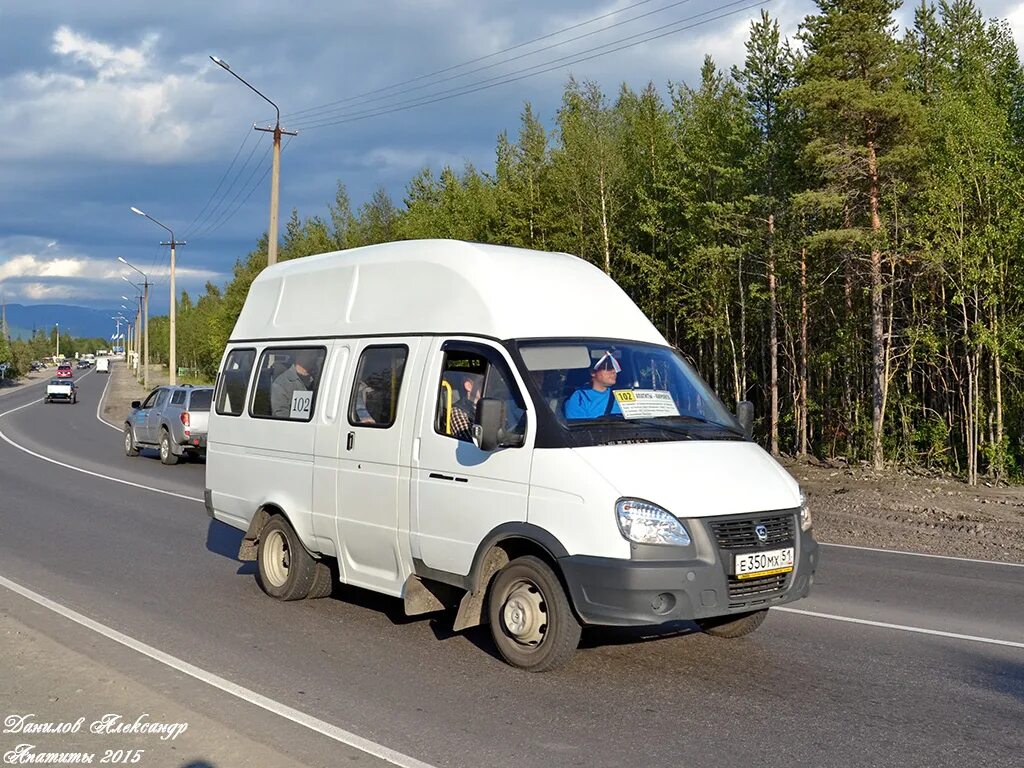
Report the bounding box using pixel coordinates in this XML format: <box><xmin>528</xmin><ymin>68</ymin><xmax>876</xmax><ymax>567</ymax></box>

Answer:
<box><xmin>348</xmin><ymin>346</ymin><xmax>408</xmax><ymax>428</ymax></box>
<box><xmin>215</xmin><ymin>348</ymin><xmax>256</xmax><ymax>417</ymax></box>
<box><xmin>171</xmin><ymin>390</ymin><xmax>186</xmax><ymax>406</ymax></box>
<box><xmin>141</xmin><ymin>389</ymin><xmax>160</xmax><ymax>410</ymax></box>
<box><xmin>250</xmin><ymin>347</ymin><xmax>327</xmax><ymax>421</ymax></box>
<box><xmin>155</xmin><ymin>389</ymin><xmax>170</xmax><ymax>408</ymax></box>
<box><xmin>435</xmin><ymin>346</ymin><xmax>525</xmax><ymax>443</ymax></box>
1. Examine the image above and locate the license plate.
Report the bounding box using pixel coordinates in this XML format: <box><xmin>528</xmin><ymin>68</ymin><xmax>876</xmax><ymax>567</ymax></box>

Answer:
<box><xmin>733</xmin><ymin>547</ymin><xmax>795</xmax><ymax>579</ymax></box>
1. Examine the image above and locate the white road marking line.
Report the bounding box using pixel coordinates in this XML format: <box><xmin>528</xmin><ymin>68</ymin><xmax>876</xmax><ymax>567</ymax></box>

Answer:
<box><xmin>0</xmin><ymin>574</ymin><xmax>438</xmax><ymax>768</ymax></box>
<box><xmin>820</xmin><ymin>542</ymin><xmax>1024</xmax><ymax>568</ymax></box>
<box><xmin>0</xmin><ymin>396</ymin><xmax>203</xmax><ymax>503</ymax></box>
<box><xmin>95</xmin><ymin>365</ymin><xmax>121</xmax><ymax>431</ymax></box>
<box><xmin>776</xmin><ymin>606</ymin><xmax>1024</xmax><ymax>649</ymax></box>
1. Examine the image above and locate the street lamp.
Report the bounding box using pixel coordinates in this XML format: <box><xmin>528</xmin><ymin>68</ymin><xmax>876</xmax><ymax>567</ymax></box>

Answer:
<box><xmin>130</xmin><ymin>208</ymin><xmax>184</xmax><ymax>386</ymax></box>
<box><xmin>210</xmin><ymin>55</ymin><xmax>296</xmax><ymax>267</ymax></box>
<box><xmin>118</xmin><ymin>257</ymin><xmax>150</xmax><ymax>389</ymax></box>
<box><xmin>122</xmin><ymin>294</ymin><xmax>142</xmax><ymax>375</ymax></box>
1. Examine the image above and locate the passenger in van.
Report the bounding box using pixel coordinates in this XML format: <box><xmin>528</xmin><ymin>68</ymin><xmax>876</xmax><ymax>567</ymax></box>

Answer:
<box><xmin>352</xmin><ymin>381</ymin><xmax>375</xmax><ymax>424</ymax></box>
<box><xmin>271</xmin><ymin>350</ymin><xmax>319</xmax><ymax>418</ymax></box>
<box><xmin>564</xmin><ymin>351</ymin><xmax>623</xmax><ymax>420</ymax></box>
<box><xmin>450</xmin><ymin>372</ymin><xmax>483</xmax><ymax>441</ymax></box>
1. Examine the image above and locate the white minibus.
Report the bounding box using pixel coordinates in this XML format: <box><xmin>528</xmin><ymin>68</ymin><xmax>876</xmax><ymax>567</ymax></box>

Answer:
<box><xmin>206</xmin><ymin>239</ymin><xmax>818</xmax><ymax>671</ymax></box>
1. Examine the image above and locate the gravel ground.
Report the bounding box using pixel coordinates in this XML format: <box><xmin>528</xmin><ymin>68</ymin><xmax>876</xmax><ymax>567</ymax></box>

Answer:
<box><xmin>782</xmin><ymin>457</ymin><xmax>1024</xmax><ymax>564</ymax></box>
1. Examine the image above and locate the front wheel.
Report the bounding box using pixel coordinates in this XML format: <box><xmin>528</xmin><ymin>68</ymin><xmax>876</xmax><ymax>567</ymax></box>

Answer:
<box><xmin>159</xmin><ymin>430</ymin><xmax>179</xmax><ymax>465</ymax></box>
<box><xmin>696</xmin><ymin>609</ymin><xmax>768</xmax><ymax>638</ymax></box>
<box><xmin>123</xmin><ymin>426</ymin><xmax>138</xmax><ymax>456</ymax></box>
<box><xmin>256</xmin><ymin>516</ymin><xmax>316</xmax><ymax>601</ymax></box>
<box><xmin>487</xmin><ymin>555</ymin><xmax>581</xmax><ymax>672</ymax></box>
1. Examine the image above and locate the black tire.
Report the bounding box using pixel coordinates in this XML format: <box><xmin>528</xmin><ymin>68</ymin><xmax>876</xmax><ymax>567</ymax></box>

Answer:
<box><xmin>486</xmin><ymin>555</ymin><xmax>581</xmax><ymax>672</ymax></box>
<box><xmin>44</xmin><ymin>396</ymin><xmax>50</xmax><ymax>404</ymax></box>
<box><xmin>306</xmin><ymin>560</ymin><xmax>334</xmax><ymax>599</ymax></box>
<box><xmin>256</xmin><ymin>516</ymin><xmax>316</xmax><ymax>601</ymax></box>
<box><xmin>696</xmin><ymin>609</ymin><xmax>768</xmax><ymax>638</ymax></box>
<box><xmin>159</xmin><ymin>429</ymin><xmax>179</xmax><ymax>465</ymax></box>
<box><xmin>123</xmin><ymin>426</ymin><xmax>139</xmax><ymax>457</ymax></box>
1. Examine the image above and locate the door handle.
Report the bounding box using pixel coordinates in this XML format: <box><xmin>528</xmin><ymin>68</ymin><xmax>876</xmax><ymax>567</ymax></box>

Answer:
<box><xmin>346</xmin><ymin>431</ymin><xmax>354</xmax><ymax>451</ymax></box>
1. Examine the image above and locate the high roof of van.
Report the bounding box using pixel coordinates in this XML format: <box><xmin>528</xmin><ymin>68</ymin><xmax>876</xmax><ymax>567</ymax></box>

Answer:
<box><xmin>230</xmin><ymin>239</ymin><xmax>667</xmax><ymax>345</ymax></box>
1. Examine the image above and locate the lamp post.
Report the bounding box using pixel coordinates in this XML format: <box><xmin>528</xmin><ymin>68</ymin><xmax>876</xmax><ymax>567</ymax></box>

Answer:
<box><xmin>210</xmin><ymin>55</ymin><xmax>296</xmax><ymax>267</ymax></box>
<box><xmin>119</xmin><ymin>261</ymin><xmax>149</xmax><ymax>389</ymax></box>
<box><xmin>55</xmin><ymin>322</ymin><xmax>59</xmax><ymax>359</ymax></box>
<box><xmin>122</xmin><ymin>293</ymin><xmax>142</xmax><ymax>376</ymax></box>
<box><xmin>120</xmin><ymin>305</ymin><xmax>132</xmax><ymax>364</ymax></box>
<box><xmin>130</xmin><ymin>207</ymin><xmax>184</xmax><ymax>385</ymax></box>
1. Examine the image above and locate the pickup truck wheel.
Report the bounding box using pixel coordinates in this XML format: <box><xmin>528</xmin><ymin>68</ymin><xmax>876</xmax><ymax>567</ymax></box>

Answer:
<box><xmin>159</xmin><ymin>430</ymin><xmax>179</xmax><ymax>465</ymax></box>
<box><xmin>123</xmin><ymin>426</ymin><xmax>139</xmax><ymax>457</ymax></box>
<box><xmin>696</xmin><ymin>609</ymin><xmax>768</xmax><ymax>638</ymax></box>
<box><xmin>487</xmin><ymin>555</ymin><xmax>581</xmax><ymax>672</ymax></box>
<box><xmin>256</xmin><ymin>516</ymin><xmax>315</xmax><ymax>601</ymax></box>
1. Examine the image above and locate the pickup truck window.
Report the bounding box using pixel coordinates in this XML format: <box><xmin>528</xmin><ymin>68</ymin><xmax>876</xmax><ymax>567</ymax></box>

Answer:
<box><xmin>171</xmin><ymin>390</ymin><xmax>186</xmax><ymax>406</ymax></box>
<box><xmin>189</xmin><ymin>390</ymin><xmax>212</xmax><ymax>411</ymax></box>
<box><xmin>141</xmin><ymin>389</ymin><xmax>160</xmax><ymax>410</ymax></box>
<box><xmin>155</xmin><ymin>389</ymin><xmax>170</xmax><ymax>409</ymax></box>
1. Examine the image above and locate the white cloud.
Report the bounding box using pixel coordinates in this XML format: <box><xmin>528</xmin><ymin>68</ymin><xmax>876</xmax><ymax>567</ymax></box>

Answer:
<box><xmin>22</xmin><ymin>283</ymin><xmax>75</xmax><ymax>301</ymax></box>
<box><xmin>1007</xmin><ymin>2</ymin><xmax>1024</xmax><ymax>53</ymax></box>
<box><xmin>52</xmin><ymin>25</ymin><xmax>154</xmax><ymax>80</ymax></box>
<box><xmin>0</xmin><ymin>25</ymin><xmax>247</xmax><ymax>164</ymax></box>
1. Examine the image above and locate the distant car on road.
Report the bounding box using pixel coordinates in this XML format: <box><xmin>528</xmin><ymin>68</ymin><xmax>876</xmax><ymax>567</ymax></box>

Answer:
<box><xmin>123</xmin><ymin>385</ymin><xmax>214</xmax><ymax>465</ymax></box>
<box><xmin>76</xmin><ymin>360</ymin><xmax>91</xmax><ymax>369</ymax></box>
<box><xmin>56</xmin><ymin>363</ymin><xmax>73</xmax><ymax>379</ymax></box>
<box><xmin>96</xmin><ymin>357</ymin><xmax>109</xmax><ymax>374</ymax></box>
<box><xmin>29</xmin><ymin>361</ymin><xmax>43</xmax><ymax>372</ymax></box>
<box><xmin>45</xmin><ymin>378</ymin><xmax>77</xmax><ymax>404</ymax></box>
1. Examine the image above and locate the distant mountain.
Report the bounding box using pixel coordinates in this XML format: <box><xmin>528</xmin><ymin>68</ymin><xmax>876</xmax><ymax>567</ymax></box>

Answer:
<box><xmin>3</xmin><ymin>304</ymin><xmax>125</xmax><ymax>341</ymax></box>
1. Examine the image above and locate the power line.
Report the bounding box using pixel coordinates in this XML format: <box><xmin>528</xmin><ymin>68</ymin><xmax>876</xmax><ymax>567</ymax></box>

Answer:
<box><xmin>292</xmin><ymin>0</ymin><xmax>767</xmax><ymax>132</ymax></box>
<box><xmin>181</xmin><ymin>127</ymin><xmax>254</xmax><ymax>240</ymax></box>
<box><xmin>189</xmin><ymin>133</ymin><xmax>269</xmax><ymax>239</ymax></box>
<box><xmin>281</xmin><ymin>0</ymin><xmax>666</xmax><ymax>121</ymax></box>
<box><xmin>194</xmin><ymin>138</ymin><xmax>288</xmax><ymax>239</ymax></box>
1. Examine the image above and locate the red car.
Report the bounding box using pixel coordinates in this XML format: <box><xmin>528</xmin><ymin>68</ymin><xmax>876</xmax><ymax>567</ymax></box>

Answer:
<box><xmin>56</xmin><ymin>363</ymin><xmax>73</xmax><ymax>379</ymax></box>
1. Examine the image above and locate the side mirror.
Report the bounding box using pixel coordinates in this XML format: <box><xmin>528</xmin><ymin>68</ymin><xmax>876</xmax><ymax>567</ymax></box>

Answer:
<box><xmin>473</xmin><ymin>397</ymin><xmax>504</xmax><ymax>452</ymax></box>
<box><xmin>736</xmin><ymin>400</ymin><xmax>754</xmax><ymax>440</ymax></box>
<box><xmin>131</xmin><ymin>400</ymin><xmax>141</xmax><ymax>410</ymax></box>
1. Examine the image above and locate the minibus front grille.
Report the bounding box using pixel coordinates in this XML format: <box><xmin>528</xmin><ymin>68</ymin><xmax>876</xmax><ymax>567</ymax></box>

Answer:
<box><xmin>727</xmin><ymin>571</ymin><xmax>790</xmax><ymax>602</ymax></box>
<box><xmin>709</xmin><ymin>513</ymin><xmax>794</xmax><ymax>550</ymax></box>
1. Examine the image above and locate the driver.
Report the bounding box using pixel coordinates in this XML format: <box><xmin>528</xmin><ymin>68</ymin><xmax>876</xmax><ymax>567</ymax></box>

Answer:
<box><xmin>564</xmin><ymin>351</ymin><xmax>623</xmax><ymax>420</ymax></box>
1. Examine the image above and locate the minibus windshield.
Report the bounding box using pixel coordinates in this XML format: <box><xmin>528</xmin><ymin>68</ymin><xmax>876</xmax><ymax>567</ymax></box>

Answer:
<box><xmin>517</xmin><ymin>339</ymin><xmax>743</xmax><ymax>445</ymax></box>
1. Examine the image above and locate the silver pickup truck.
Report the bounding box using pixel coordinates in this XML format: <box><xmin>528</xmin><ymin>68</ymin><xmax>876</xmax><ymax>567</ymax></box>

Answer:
<box><xmin>45</xmin><ymin>378</ymin><xmax>78</xmax><ymax>404</ymax></box>
<box><xmin>123</xmin><ymin>385</ymin><xmax>213</xmax><ymax>464</ymax></box>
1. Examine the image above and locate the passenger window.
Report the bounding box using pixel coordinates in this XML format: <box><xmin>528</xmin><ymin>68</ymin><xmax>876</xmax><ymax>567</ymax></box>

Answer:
<box><xmin>141</xmin><ymin>389</ymin><xmax>160</xmax><ymax>410</ymax></box>
<box><xmin>250</xmin><ymin>347</ymin><xmax>327</xmax><ymax>421</ymax></box>
<box><xmin>155</xmin><ymin>389</ymin><xmax>170</xmax><ymax>408</ymax></box>
<box><xmin>435</xmin><ymin>347</ymin><xmax>526</xmax><ymax>444</ymax></box>
<box><xmin>171</xmin><ymin>390</ymin><xmax>186</xmax><ymax>406</ymax></box>
<box><xmin>348</xmin><ymin>346</ymin><xmax>408</xmax><ymax>428</ymax></box>
<box><xmin>215</xmin><ymin>348</ymin><xmax>256</xmax><ymax>417</ymax></box>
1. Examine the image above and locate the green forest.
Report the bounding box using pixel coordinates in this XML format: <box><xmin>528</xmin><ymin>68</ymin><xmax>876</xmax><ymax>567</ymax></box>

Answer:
<box><xmin>144</xmin><ymin>0</ymin><xmax>1024</xmax><ymax>482</ymax></box>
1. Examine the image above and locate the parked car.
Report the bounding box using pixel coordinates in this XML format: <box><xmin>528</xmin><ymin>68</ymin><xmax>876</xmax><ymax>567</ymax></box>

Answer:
<box><xmin>45</xmin><ymin>378</ymin><xmax>77</xmax><ymax>404</ymax></box>
<box><xmin>123</xmin><ymin>385</ymin><xmax>213</xmax><ymax>464</ymax></box>
<box><xmin>55</xmin><ymin>363</ymin><xmax>73</xmax><ymax>379</ymax></box>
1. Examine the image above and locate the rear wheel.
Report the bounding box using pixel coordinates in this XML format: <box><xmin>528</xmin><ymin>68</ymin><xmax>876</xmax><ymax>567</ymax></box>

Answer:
<box><xmin>487</xmin><ymin>555</ymin><xmax>581</xmax><ymax>672</ymax></box>
<box><xmin>159</xmin><ymin>430</ymin><xmax>179</xmax><ymax>465</ymax></box>
<box><xmin>696</xmin><ymin>609</ymin><xmax>768</xmax><ymax>638</ymax></box>
<box><xmin>123</xmin><ymin>426</ymin><xmax>138</xmax><ymax>457</ymax></box>
<box><xmin>257</xmin><ymin>516</ymin><xmax>316</xmax><ymax>601</ymax></box>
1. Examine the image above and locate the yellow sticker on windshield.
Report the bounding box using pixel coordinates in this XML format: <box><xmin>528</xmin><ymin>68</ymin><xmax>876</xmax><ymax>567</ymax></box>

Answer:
<box><xmin>614</xmin><ymin>390</ymin><xmax>637</xmax><ymax>403</ymax></box>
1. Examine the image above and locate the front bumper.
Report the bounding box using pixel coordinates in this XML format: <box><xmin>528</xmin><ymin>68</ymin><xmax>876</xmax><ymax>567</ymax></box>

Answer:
<box><xmin>559</xmin><ymin>516</ymin><xmax>818</xmax><ymax>626</ymax></box>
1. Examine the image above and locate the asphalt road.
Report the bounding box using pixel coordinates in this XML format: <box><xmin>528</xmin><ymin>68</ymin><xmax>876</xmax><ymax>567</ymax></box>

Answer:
<box><xmin>1</xmin><ymin>366</ymin><xmax>1021</xmax><ymax>768</ymax></box>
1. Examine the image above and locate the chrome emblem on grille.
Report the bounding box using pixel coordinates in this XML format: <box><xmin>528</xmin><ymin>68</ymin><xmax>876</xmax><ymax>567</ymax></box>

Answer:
<box><xmin>755</xmin><ymin>524</ymin><xmax>768</xmax><ymax>542</ymax></box>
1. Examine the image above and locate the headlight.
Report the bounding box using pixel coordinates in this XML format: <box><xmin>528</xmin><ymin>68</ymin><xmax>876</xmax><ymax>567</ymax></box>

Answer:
<box><xmin>616</xmin><ymin>499</ymin><xmax>691</xmax><ymax>546</ymax></box>
<box><xmin>800</xmin><ymin>495</ymin><xmax>813</xmax><ymax>531</ymax></box>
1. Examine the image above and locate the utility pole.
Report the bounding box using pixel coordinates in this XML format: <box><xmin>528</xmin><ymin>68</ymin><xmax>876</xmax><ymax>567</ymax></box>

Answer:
<box><xmin>210</xmin><ymin>56</ymin><xmax>296</xmax><ymax>266</ymax></box>
<box><xmin>130</xmin><ymin>209</ymin><xmax>182</xmax><ymax>385</ymax></box>
<box><xmin>159</xmin><ymin>235</ymin><xmax>185</xmax><ymax>385</ymax></box>
<box><xmin>120</xmin><ymin>260</ymin><xmax>150</xmax><ymax>389</ymax></box>
<box><xmin>55</xmin><ymin>322</ymin><xmax>59</xmax><ymax>359</ymax></box>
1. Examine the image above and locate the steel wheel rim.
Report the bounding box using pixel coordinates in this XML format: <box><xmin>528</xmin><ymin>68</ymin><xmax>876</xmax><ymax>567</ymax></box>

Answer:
<box><xmin>501</xmin><ymin>578</ymin><xmax>548</xmax><ymax>647</ymax></box>
<box><xmin>124</xmin><ymin>431</ymin><xmax>132</xmax><ymax>452</ymax></box>
<box><xmin>263</xmin><ymin>529</ymin><xmax>290</xmax><ymax>587</ymax></box>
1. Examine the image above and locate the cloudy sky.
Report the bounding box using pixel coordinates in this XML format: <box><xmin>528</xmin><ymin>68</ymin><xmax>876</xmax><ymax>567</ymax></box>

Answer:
<box><xmin>2</xmin><ymin>0</ymin><xmax>1022</xmax><ymax>317</ymax></box>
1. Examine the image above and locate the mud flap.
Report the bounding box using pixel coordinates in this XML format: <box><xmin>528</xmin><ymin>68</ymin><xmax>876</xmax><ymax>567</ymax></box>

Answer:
<box><xmin>452</xmin><ymin>547</ymin><xmax>509</xmax><ymax>632</ymax></box>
